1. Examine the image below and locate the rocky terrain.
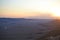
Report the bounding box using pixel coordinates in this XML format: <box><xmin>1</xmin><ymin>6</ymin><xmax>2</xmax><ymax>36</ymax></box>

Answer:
<box><xmin>0</xmin><ymin>18</ymin><xmax>52</xmax><ymax>40</ymax></box>
<box><xmin>36</xmin><ymin>19</ymin><xmax>60</xmax><ymax>40</ymax></box>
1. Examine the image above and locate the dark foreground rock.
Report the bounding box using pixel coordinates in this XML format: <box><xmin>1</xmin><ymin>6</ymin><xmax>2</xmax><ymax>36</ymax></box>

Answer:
<box><xmin>36</xmin><ymin>19</ymin><xmax>60</xmax><ymax>40</ymax></box>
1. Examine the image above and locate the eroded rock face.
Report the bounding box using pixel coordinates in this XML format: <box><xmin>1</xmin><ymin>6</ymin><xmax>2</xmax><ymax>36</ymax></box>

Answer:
<box><xmin>36</xmin><ymin>19</ymin><xmax>60</xmax><ymax>40</ymax></box>
<box><xmin>44</xmin><ymin>35</ymin><xmax>60</xmax><ymax>40</ymax></box>
<box><xmin>39</xmin><ymin>30</ymin><xmax>60</xmax><ymax>40</ymax></box>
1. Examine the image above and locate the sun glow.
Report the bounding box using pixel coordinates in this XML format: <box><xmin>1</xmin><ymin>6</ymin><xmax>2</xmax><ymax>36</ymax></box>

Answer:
<box><xmin>1</xmin><ymin>0</ymin><xmax>60</xmax><ymax>18</ymax></box>
<box><xmin>51</xmin><ymin>7</ymin><xmax>60</xmax><ymax>17</ymax></box>
<box><xmin>53</xmin><ymin>13</ymin><xmax>60</xmax><ymax>17</ymax></box>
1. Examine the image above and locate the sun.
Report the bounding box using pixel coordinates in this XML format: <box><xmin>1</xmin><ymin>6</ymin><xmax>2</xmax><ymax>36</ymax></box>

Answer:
<box><xmin>51</xmin><ymin>8</ymin><xmax>60</xmax><ymax>17</ymax></box>
<box><xmin>53</xmin><ymin>13</ymin><xmax>60</xmax><ymax>17</ymax></box>
<box><xmin>53</xmin><ymin>9</ymin><xmax>60</xmax><ymax>17</ymax></box>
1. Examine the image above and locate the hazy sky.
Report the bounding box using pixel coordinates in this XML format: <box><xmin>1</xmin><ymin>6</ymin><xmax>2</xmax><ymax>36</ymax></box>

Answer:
<box><xmin>0</xmin><ymin>0</ymin><xmax>60</xmax><ymax>18</ymax></box>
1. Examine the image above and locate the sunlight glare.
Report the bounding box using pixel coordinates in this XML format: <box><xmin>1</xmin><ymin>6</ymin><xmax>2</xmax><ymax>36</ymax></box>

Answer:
<box><xmin>51</xmin><ymin>7</ymin><xmax>60</xmax><ymax>17</ymax></box>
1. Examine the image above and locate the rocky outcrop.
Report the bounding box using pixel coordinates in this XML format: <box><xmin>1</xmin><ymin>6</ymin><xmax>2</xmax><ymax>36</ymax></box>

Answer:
<box><xmin>36</xmin><ymin>19</ymin><xmax>60</xmax><ymax>40</ymax></box>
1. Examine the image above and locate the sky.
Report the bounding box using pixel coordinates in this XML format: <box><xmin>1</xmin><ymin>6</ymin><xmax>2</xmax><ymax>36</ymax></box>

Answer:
<box><xmin>0</xmin><ymin>0</ymin><xmax>60</xmax><ymax>19</ymax></box>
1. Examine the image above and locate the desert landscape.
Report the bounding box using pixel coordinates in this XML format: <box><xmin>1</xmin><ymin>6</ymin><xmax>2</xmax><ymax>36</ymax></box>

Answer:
<box><xmin>0</xmin><ymin>18</ymin><xmax>60</xmax><ymax>40</ymax></box>
<box><xmin>36</xmin><ymin>19</ymin><xmax>60</xmax><ymax>40</ymax></box>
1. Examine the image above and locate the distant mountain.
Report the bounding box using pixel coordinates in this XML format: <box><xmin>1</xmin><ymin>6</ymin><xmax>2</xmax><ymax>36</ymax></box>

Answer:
<box><xmin>25</xmin><ymin>13</ymin><xmax>53</xmax><ymax>19</ymax></box>
<box><xmin>26</xmin><ymin>16</ymin><xmax>54</xmax><ymax>19</ymax></box>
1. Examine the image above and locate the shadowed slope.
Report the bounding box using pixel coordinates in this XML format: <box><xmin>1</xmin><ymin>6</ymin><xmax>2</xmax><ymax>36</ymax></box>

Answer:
<box><xmin>36</xmin><ymin>19</ymin><xmax>60</xmax><ymax>40</ymax></box>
